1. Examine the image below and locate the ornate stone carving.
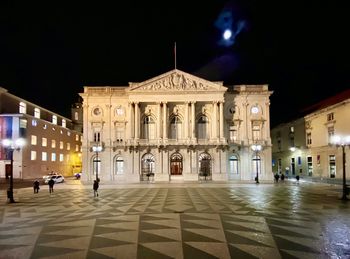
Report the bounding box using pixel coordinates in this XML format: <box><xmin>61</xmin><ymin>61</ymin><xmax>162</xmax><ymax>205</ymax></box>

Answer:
<box><xmin>141</xmin><ymin>72</ymin><xmax>209</xmax><ymax>91</ymax></box>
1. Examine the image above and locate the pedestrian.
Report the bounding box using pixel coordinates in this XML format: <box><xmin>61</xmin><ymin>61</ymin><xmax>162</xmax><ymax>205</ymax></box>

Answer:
<box><xmin>274</xmin><ymin>173</ymin><xmax>279</xmax><ymax>183</ymax></box>
<box><xmin>33</xmin><ymin>179</ymin><xmax>40</xmax><ymax>193</ymax></box>
<box><xmin>48</xmin><ymin>178</ymin><xmax>55</xmax><ymax>193</ymax></box>
<box><xmin>93</xmin><ymin>180</ymin><xmax>99</xmax><ymax>197</ymax></box>
<box><xmin>296</xmin><ymin>175</ymin><xmax>300</xmax><ymax>182</ymax></box>
<box><xmin>281</xmin><ymin>174</ymin><xmax>285</xmax><ymax>181</ymax></box>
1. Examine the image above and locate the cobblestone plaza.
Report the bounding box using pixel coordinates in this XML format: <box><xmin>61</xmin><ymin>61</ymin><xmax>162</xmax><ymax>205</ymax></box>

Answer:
<box><xmin>0</xmin><ymin>180</ymin><xmax>349</xmax><ymax>258</ymax></box>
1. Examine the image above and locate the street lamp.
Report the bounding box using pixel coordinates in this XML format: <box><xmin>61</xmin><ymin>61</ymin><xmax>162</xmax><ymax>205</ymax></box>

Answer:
<box><xmin>92</xmin><ymin>144</ymin><xmax>102</xmax><ymax>182</ymax></box>
<box><xmin>2</xmin><ymin>138</ymin><xmax>25</xmax><ymax>203</ymax></box>
<box><xmin>251</xmin><ymin>143</ymin><xmax>262</xmax><ymax>184</ymax></box>
<box><xmin>330</xmin><ymin>135</ymin><xmax>350</xmax><ymax>201</ymax></box>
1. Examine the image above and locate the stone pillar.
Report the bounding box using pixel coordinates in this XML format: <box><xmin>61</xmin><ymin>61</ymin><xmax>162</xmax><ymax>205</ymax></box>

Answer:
<box><xmin>191</xmin><ymin>101</ymin><xmax>196</xmax><ymax>139</ymax></box>
<box><xmin>134</xmin><ymin>102</ymin><xmax>139</xmax><ymax>140</ymax></box>
<box><xmin>158</xmin><ymin>102</ymin><xmax>162</xmax><ymax>139</ymax></box>
<box><xmin>163</xmin><ymin>102</ymin><xmax>167</xmax><ymax>140</ymax></box>
<box><xmin>185</xmin><ymin>102</ymin><xmax>189</xmax><ymax>140</ymax></box>
<box><xmin>126</xmin><ymin>102</ymin><xmax>132</xmax><ymax>141</ymax></box>
<box><xmin>213</xmin><ymin>101</ymin><xmax>218</xmax><ymax>139</ymax></box>
<box><xmin>219</xmin><ymin>101</ymin><xmax>224</xmax><ymax>139</ymax></box>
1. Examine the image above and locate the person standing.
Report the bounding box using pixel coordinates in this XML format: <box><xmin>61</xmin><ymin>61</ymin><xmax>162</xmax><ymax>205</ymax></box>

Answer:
<box><xmin>93</xmin><ymin>180</ymin><xmax>99</xmax><ymax>197</ymax></box>
<box><xmin>33</xmin><ymin>180</ymin><xmax>40</xmax><ymax>193</ymax></box>
<box><xmin>48</xmin><ymin>178</ymin><xmax>55</xmax><ymax>193</ymax></box>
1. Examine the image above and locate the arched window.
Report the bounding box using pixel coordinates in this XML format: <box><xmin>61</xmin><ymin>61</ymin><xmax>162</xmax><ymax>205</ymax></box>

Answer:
<box><xmin>115</xmin><ymin>156</ymin><xmax>124</xmax><ymax>174</ymax></box>
<box><xmin>199</xmin><ymin>152</ymin><xmax>211</xmax><ymax>177</ymax></box>
<box><xmin>169</xmin><ymin>115</ymin><xmax>182</xmax><ymax>139</ymax></box>
<box><xmin>170</xmin><ymin>152</ymin><xmax>183</xmax><ymax>175</ymax></box>
<box><xmin>19</xmin><ymin>102</ymin><xmax>26</xmax><ymax>114</ymax></box>
<box><xmin>142</xmin><ymin>116</ymin><xmax>155</xmax><ymax>139</ymax></box>
<box><xmin>229</xmin><ymin>155</ymin><xmax>239</xmax><ymax>175</ymax></box>
<box><xmin>197</xmin><ymin>115</ymin><xmax>209</xmax><ymax>139</ymax></box>
<box><xmin>141</xmin><ymin>153</ymin><xmax>155</xmax><ymax>181</ymax></box>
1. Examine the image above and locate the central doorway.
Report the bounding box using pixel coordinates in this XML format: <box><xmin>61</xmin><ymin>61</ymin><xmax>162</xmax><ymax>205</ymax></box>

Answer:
<box><xmin>170</xmin><ymin>152</ymin><xmax>183</xmax><ymax>175</ymax></box>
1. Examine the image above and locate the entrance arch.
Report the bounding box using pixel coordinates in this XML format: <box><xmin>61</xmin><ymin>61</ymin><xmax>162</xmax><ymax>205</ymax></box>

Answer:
<box><xmin>229</xmin><ymin>154</ymin><xmax>240</xmax><ymax>180</ymax></box>
<box><xmin>170</xmin><ymin>152</ymin><xmax>183</xmax><ymax>175</ymax></box>
<box><xmin>141</xmin><ymin>153</ymin><xmax>155</xmax><ymax>181</ymax></box>
<box><xmin>199</xmin><ymin>152</ymin><xmax>212</xmax><ymax>180</ymax></box>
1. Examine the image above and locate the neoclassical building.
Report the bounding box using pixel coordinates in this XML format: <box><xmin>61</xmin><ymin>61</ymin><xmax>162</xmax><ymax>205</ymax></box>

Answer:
<box><xmin>80</xmin><ymin>69</ymin><xmax>273</xmax><ymax>183</ymax></box>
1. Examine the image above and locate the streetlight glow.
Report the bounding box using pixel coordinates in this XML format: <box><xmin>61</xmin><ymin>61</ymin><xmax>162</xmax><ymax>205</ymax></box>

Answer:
<box><xmin>1</xmin><ymin>138</ymin><xmax>25</xmax><ymax>203</ymax></box>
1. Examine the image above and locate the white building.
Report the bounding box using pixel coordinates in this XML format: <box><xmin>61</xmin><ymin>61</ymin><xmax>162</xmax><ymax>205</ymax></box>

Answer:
<box><xmin>80</xmin><ymin>69</ymin><xmax>273</xmax><ymax>183</ymax></box>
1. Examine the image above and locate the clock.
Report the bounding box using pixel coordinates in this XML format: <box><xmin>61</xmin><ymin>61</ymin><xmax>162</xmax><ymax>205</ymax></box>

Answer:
<box><xmin>251</xmin><ymin>106</ymin><xmax>259</xmax><ymax>114</ymax></box>
<box><xmin>93</xmin><ymin>107</ymin><xmax>101</xmax><ymax>116</ymax></box>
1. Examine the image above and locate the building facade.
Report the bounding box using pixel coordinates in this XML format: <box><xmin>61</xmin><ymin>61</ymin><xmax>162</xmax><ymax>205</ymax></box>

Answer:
<box><xmin>271</xmin><ymin>89</ymin><xmax>350</xmax><ymax>180</ymax></box>
<box><xmin>271</xmin><ymin>118</ymin><xmax>308</xmax><ymax>177</ymax></box>
<box><xmin>80</xmin><ymin>69</ymin><xmax>273</xmax><ymax>183</ymax></box>
<box><xmin>0</xmin><ymin>87</ymin><xmax>82</xmax><ymax>179</ymax></box>
<box><xmin>304</xmin><ymin>90</ymin><xmax>350</xmax><ymax>179</ymax></box>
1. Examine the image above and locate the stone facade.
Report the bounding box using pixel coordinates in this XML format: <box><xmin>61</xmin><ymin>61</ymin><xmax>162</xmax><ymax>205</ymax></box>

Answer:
<box><xmin>80</xmin><ymin>69</ymin><xmax>273</xmax><ymax>183</ymax></box>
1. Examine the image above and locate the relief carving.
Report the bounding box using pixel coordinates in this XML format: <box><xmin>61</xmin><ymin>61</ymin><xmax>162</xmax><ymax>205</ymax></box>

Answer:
<box><xmin>142</xmin><ymin>72</ymin><xmax>209</xmax><ymax>91</ymax></box>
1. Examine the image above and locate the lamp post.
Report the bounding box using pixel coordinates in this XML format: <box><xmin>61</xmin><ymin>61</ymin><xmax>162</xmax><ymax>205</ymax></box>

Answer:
<box><xmin>92</xmin><ymin>144</ymin><xmax>102</xmax><ymax>182</ymax></box>
<box><xmin>331</xmin><ymin>135</ymin><xmax>350</xmax><ymax>201</ymax></box>
<box><xmin>2</xmin><ymin>138</ymin><xmax>25</xmax><ymax>203</ymax></box>
<box><xmin>251</xmin><ymin>143</ymin><xmax>262</xmax><ymax>184</ymax></box>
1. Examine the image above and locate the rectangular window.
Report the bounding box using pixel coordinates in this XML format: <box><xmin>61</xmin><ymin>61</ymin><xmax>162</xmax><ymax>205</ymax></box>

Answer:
<box><xmin>75</xmin><ymin>134</ymin><xmax>79</xmax><ymax>141</ymax></box>
<box><xmin>252</xmin><ymin>125</ymin><xmax>260</xmax><ymax>140</ymax></box>
<box><xmin>42</xmin><ymin>152</ymin><xmax>47</xmax><ymax>161</ymax></box>
<box><xmin>229</xmin><ymin>126</ymin><xmax>237</xmax><ymax>141</ymax></box>
<box><xmin>52</xmin><ymin>115</ymin><xmax>57</xmax><ymax>125</ymax></box>
<box><xmin>277</xmin><ymin>139</ymin><xmax>281</xmax><ymax>150</ymax></box>
<box><xmin>51</xmin><ymin>140</ymin><xmax>56</xmax><ymax>148</ymax></box>
<box><xmin>31</xmin><ymin>151</ymin><xmax>37</xmax><ymax>160</ymax></box>
<box><xmin>51</xmin><ymin>153</ymin><xmax>56</xmax><ymax>161</ymax></box>
<box><xmin>307</xmin><ymin>132</ymin><xmax>312</xmax><ymax>145</ymax></box>
<box><xmin>298</xmin><ymin>156</ymin><xmax>301</xmax><ymax>165</ymax></box>
<box><xmin>327</xmin><ymin>112</ymin><xmax>334</xmax><ymax>121</ymax></box>
<box><xmin>67</xmin><ymin>143</ymin><xmax>70</xmax><ymax>150</ymax></box>
<box><xmin>60</xmin><ymin>141</ymin><xmax>64</xmax><ymax>149</ymax></box>
<box><xmin>278</xmin><ymin>158</ymin><xmax>282</xmax><ymax>173</ymax></box>
<box><xmin>66</xmin><ymin>154</ymin><xmax>70</xmax><ymax>162</ymax></box>
<box><xmin>31</xmin><ymin>135</ymin><xmax>37</xmax><ymax>145</ymax></box>
<box><xmin>290</xmin><ymin>126</ymin><xmax>294</xmax><ymax>132</ymax></box>
<box><xmin>328</xmin><ymin>126</ymin><xmax>334</xmax><ymax>143</ymax></box>
<box><xmin>307</xmin><ymin>156</ymin><xmax>313</xmax><ymax>176</ymax></box>
<box><xmin>94</xmin><ymin>132</ymin><xmax>101</xmax><ymax>142</ymax></box>
<box><xmin>75</xmin><ymin>144</ymin><xmax>79</xmax><ymax>152</ymax></box>
<box><xmin>59</xmin><ymin>154</ymin><xmax>64</xmax><ymax>162</ymax></box>
<box><xmin>75</xmin><ymin>111</ymin><xmax>79</xmax><ymax>120</ymax></box>
<box><xmin>20</xmin><ymin>119</ymin><xmax>27</xmax><ymax>128</ymax></box>
<box><xmin>19</xmin><ymin>102</ymin><xmax>26</xmax><ymax>114</ymax></box>
<box><xmin>62</xmin><ymin>119</ymin><xmax>66</xmax><ymax>128</ymax></box>
<box><xmin>34</xmin><ymin>108</ymin><xmax>40</xmax><ymax>118</ymax></box>
<box><xmin>67</xmin><ymin>131</ymin><xmax>71</xmax><ymax>136</ymax></box>
<box><xmin>42</xmin><ymin>138</ymin><xmax>47</xmax><ymax>147</ymax></box>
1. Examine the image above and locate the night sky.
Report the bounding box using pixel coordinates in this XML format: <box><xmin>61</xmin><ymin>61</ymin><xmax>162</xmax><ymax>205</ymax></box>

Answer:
<box><xmin>1</xmin><ymin>1</ymin><xmax>349</xmax><ymax>127</ymax></box>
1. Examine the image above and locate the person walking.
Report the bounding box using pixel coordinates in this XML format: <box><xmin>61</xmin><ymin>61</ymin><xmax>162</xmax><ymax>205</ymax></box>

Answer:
<box><xmin>48</xmin><ymin>178</ymin><xmax>55</xmax><ymax>193</ymax></box>
<box><xmin>93</xmin><ymin>180</ymin><xmax>99</xmax><ymax>197</ymax></box>
<box><xmin>33</xmin><ymin>179</ymin><xmax>40</xmax><ymax>193</ymax></box>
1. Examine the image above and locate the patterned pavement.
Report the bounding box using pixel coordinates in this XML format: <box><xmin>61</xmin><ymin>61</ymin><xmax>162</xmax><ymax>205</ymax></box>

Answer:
<box><xmin>0</xmin><ymin>180</ymin><xmax>349</xmax><ymax>258</ymax></box>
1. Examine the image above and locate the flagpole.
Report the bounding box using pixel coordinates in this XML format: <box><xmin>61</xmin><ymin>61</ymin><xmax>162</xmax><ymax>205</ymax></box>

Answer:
<box><xmin>174</xmin><ymin>42</ymin><xmax>177</xmax><ymax>69</ymax></box>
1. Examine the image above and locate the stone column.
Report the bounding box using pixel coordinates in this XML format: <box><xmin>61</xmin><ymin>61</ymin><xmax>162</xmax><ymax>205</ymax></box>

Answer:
<box><xmin>185</xmin><ymin>102</ymin><xmax>189</xmax><ymax>140</ymax></box>
<box><xmin>126</xmin><ymin>102</ymin><xmax>132</xmax><ymax>141</ymax></box>
<box><xmin>191</xmin><ymin>101</ymin><xmax>196</xmax><ymax>139</ymax></box>
<box><xmin>213</xmin><ymin>101</ymin><xmax>218</xmax><ymax>139</ymax></box>
<box><xmin>134</xmin><ymin>102</ymin><xmax>139</xmax><ymax>140</ymax></box>
<box><xmin>163</xmin><ymin>102</ymin><xmax>167</xmax><ymax>140</ymax></box>
<box><xmin>219</xmin><ymin>101</ymin><xmax>224</xmax><ymax>139</ymax></box>
<box><xmin>156</xmin><ymin>102</ymin><xmax>161</xmax><ymax>140</ymax></box>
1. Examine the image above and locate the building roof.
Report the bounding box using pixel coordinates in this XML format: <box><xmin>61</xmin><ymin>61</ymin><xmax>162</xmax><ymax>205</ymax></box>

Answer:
<box><xmin>302</xmin><ymin>88</ymin><xmax>350</xmax><ymax>114</ymax></box>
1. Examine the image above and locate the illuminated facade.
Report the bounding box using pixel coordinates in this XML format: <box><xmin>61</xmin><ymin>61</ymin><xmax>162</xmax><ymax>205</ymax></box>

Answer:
<box><xmin>80</xmin><ymin>69</ymin><xmax>273</xmax><ymax>183</ymax></box>
<box><xmin>271</xmin><ymin>89</ymin><xmax>350</xmax><ymax>180</ymax></box>
<box><xmin>0</xmin><ymin>87</ymin><xmax>82</xmax><ymax>179</ymax></box>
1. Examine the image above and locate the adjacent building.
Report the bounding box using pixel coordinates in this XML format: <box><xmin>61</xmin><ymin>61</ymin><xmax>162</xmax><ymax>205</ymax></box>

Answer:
<box><xmin>0</xmin><ymin>87</ymin><xmax>82</xmax><ymax>179</ymax></box>
<box><xmin>271</xmin><ymin>89</ymin><xmax>350</xmax><ymax>180</ymax></box>
<box><xmin>80</xmin><ymin>69</ymin><xmax>273</xmax><ymax>183</ymax></box>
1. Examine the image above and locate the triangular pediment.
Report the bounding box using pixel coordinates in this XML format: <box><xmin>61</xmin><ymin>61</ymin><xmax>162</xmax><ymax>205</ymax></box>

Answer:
<box><xmin>128</xmin><ymin>69</ymin><xmax>227</xmax><ymax>92</ymax></box>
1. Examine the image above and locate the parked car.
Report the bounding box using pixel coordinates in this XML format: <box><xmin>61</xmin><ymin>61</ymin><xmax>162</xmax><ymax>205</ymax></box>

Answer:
<box><xmin>43</xmin><ymin>172</ymin><xmax>59</xmax><ymax>181</ymax></box>
<box><xmin>44</xmin><ymin>174</ymin><xmax>65</xmax><ymax>184</ymax></box>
